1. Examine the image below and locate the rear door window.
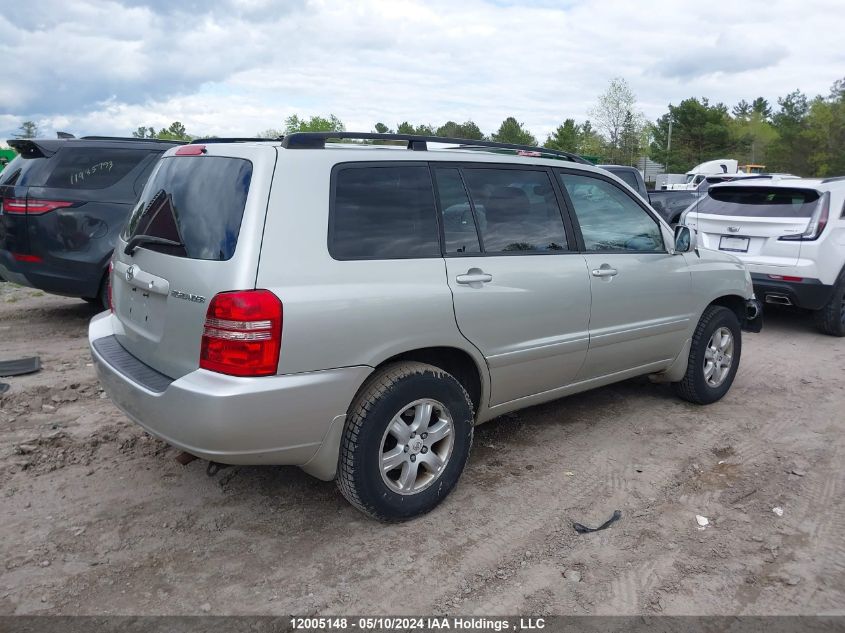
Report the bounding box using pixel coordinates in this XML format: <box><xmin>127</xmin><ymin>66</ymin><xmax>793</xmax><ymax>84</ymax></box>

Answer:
<box><xmin>558</xmin><ymin>172</ymin><xmax>664</xmax><ymax>252</ymax></box>
<box><xmin>122</xmin><ymin>156</ymin><xmax>253</xmax><ymax>261</ymax></box>
<box><xmin>42</xmin><ymin>148</ymin><xmax>150</xmax><ymax>190</ymax></box>
<box><xmin>330</xmin><ymin>165</ymin><xmax>440</xmax><ymax>260</ymax></box>
<box><xmin>460</xmin><ymin>168</ymin><xmax>568</xmax><ymax>253</ymax></box>
<box><xmin>433</xmin><ymin>167</ymin><xmax>481</xmax><ymax>254</ymax></box>
<box><xmin>698</xmin><ymin>187</ymin><xmax>820</xmax><ymax>217</ymax></box>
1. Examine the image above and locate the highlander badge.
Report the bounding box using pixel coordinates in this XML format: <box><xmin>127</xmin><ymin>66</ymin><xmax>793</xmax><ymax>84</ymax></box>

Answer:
<box><xmin>171</xmin><ymin>290</ymin><xmax>206</xmax><ymax>304</ymax></box>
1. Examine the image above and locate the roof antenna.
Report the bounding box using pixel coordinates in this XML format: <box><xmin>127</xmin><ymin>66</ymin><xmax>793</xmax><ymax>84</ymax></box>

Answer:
<box><xmin>57</xmin><ymin>131</ymin><xmax>75</xmax><ymax>139</ymax></box>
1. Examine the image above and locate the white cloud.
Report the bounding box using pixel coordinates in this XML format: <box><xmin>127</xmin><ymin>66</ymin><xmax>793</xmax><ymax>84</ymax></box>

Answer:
<box><xmin>2</xmin><ymin>0</ymin><xmax>843</xmax><ymax>140</ymax></box>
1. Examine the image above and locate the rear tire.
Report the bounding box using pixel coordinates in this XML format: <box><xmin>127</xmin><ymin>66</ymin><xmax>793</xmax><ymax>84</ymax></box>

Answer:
<box><xmin>672</xmin><ymin>306</ymin><xmax>742</xmax><ymax>405</ymax></box>
<box><xmin>813</xmin><ymin>274</ymin><xmax>845</xmax><ymax>337</ymax></box>
<box><xmin>337</xmin><ymin>362</ymin><xmax>474</xmax><ymax>522</ymax></box>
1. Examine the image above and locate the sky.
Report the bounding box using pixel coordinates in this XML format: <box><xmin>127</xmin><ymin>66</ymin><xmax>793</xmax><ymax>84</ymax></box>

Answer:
<box><xmin>1</xmin><ymin>0</ymin><xmax>844</xmax><ymax>142</ymax></box>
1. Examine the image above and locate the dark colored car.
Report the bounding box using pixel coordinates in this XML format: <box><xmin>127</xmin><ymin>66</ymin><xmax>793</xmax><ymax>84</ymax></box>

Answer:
<box><xmin>0</xmin><ymin>137</ymin><xmax>182</xmax><ymax>307</ymax></box>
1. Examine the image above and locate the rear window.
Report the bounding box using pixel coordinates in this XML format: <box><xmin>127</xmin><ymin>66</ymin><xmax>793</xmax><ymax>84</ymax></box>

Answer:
<box><xmin>612</xmin><ymin>169</ymin><xmax>640</xmax><ymax>192</ymax></box>
<box><xmin>699</xmin><ymin>187</ymin><xmax>820</xmax><ymax>218</ymax></box>
<box><xmin>122</xmin><ymin>156</ymin><xmax>252</xmax><ymax>261</ymax></box>
<box><xmin>43</xmin><ymin>147</ymin><xmax>150</xmax><ymax>189</ymax></box>
<box><xmin>330</xmin><ymin>165</ymin><xmax>440</xmax><ymax>260</ymax></box>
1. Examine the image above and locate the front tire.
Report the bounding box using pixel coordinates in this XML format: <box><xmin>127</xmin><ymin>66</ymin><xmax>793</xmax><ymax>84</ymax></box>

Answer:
<box><xmin>337</xmin><ymin>362</ymin><xmax>474</xmax><ymax>521</ymax></box>
<box><xmin>672</xmin><ymin>306</ymin><xmax>742</xmax><ymax>405</ymax></box>
<box><xmin>814</xmin><ymin>274</ymin><xmax>845</xmax><ymax>337</ymax></box>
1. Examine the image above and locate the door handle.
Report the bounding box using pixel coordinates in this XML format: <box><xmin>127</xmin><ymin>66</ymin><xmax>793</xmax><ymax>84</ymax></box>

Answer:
<box><xmin>456</xmin><ymin>270</ymin><xmax>493</xmax><ymax>285</ymax></box>
<box><xmin>591</xmin><ymin>266</ymin><xmax>618</xmax><ymax>278</ymax></box>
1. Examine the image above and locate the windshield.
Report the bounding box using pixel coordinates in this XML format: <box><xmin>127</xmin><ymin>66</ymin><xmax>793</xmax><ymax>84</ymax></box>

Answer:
<box><xmin>697</xmin><ymin>187</ymin><xmax>820</xmax><ymax>218</ymax></box>
<box><xmin>122</xmin><ymin>156</ymin><xmax>252</xmax><ymax>261</ymax></box>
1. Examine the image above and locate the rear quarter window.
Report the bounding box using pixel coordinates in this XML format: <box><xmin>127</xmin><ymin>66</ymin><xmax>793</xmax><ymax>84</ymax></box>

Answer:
<box><xmin>329</xmin><ymin>165</ymin><xmax>440</xmax><ymax>260</ymax></box>
<box><xmin>42</xmin><ymin>148</ymin><xmax>152</xmax><ymax>190</ymax></box>
<box><xmin>0</xmin><ymin>155</ymin><xmax>48</xmax><ymax>187</ymax></box>
<box><xmin>122</xmin><ymin>156</ymin><xmax>252</xmax><ymax>261</ymax></box>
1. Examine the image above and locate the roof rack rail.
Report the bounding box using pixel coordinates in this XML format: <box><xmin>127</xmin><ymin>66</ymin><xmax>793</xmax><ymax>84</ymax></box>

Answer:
<box><xmin>280</xmin><ymin>132</ymin><xmax>591</xmax><ymax>164</ymax></box>
<box><xmin>80</xmin><ymin>136</ymin><xmax>188</xmax><ymax>144</ymax></box>
<box><xmin>821</xmin><ymin>175</ymin><xmax>845</xmax><ymax>184</ymax></box>
<box><xmin>189</xmin><ymin>137</ymin><xmax>279</xmax><ymax>144</ymax></box>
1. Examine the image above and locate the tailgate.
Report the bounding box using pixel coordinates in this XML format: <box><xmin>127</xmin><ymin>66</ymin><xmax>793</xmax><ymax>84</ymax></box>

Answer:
<box><xmin>111</xmin><ymin>144</ymin><xmax>277</xmax><ymax>379</ymax></box>
<box><xmin>691</xmin><ymin>213</ymin><xmax>808</xmax><ymax>267</ymax></box>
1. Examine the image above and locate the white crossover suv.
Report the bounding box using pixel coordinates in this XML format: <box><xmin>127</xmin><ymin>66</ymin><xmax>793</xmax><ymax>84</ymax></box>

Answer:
<box><xmin>89</xmin><ymin>132</ymin><xmax>762</xmax><ymax>521</ymax></box>
<box><xmin>682</xmin><ymin>177</ymin><xmax>845</xmax><ymax>336</ymax></box>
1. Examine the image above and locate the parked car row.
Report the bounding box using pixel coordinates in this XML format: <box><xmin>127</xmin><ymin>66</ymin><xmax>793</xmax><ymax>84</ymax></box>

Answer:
<box><xmin>599</xmin><ymin>163</ymin><xmax>796</xmax><ymax>225</ymax></box>
<box><xmin>3</xmin><ymin>131</ymin><xmax>841</xmax><ymax>520</ymax></box>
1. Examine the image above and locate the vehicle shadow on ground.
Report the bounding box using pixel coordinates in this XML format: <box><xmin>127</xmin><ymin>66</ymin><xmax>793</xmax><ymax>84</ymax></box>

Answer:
<box><xmin>2</xmin><ymin>296</ymin><xmax>101</xmax><ymax>322</ymax></box>
<box><xmin>758</xmin><ymin>304</ymin><xmax>819</xmax><ymax>334</ymax></box>
<box><xmin>181</xmin><ymin>375</ymin><xmax>671</xmax><ymax>525</ymax></box>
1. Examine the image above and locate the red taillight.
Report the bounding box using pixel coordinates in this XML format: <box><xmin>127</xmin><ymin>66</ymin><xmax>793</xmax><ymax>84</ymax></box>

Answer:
<box><xmin>199</xmin><ymin>290</ymin><xmax>282</xmax><ymax>377</ymax></box>
<box><xmin>175</xmin><ymin>145</ymin><xmax>206</xmax><ymax>156</ymax></box>
<box><xmin>12</xmin><ymin>253</ymin><xmax>42</xmax><ymax>263</ymax></box>
<box><xmin>768</xmin><ymin>274</ymin><xmax>804</xmax><ymax>282</ymax></box>
<box><xmin>26</xmin><ymin>199</ymin><xmax>74</xmax><ymax>214</ymax></box>
<box><xmin>779</xmin><ymin>191</ymin><xmax>829</xmax><ymax>241</ymax></box>
<box><xmin>108</xmin><ymin>261</ymin><xmax>114</xmax><ymax>313</ymax></box>
<box><xmin>1</xmin><ymin>198</ymin><xmax>73</xmax><ymax>215</ymax></box>
<box><xmin>2</xmin><ymin>198</ymin><xmax>27</xmax><ymax>214</ymax></box>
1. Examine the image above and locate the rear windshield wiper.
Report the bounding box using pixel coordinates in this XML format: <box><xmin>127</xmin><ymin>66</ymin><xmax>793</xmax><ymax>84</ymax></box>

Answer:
<box><xmin>124</xmin><ymin>234</ymin><xmax>184</xmax><ymax>256</ymax></box>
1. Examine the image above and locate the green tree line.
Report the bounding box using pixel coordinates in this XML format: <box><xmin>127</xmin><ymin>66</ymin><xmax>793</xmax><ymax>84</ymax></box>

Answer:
<box><xmin>13</xmin><ymin>75</ymin><xmax>842</xmax><ymax>178</ymax></box>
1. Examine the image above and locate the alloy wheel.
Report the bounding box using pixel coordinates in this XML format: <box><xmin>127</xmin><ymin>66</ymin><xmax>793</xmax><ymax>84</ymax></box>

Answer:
<box><xmin>703</xmin><ymin>326</ymin><xmax>734</xmax><ymax>388</ymax></box>
<box><xmin>379</xmin><ymin>399</ymin><xmax>455</xmax><ymax>495</ymax></box>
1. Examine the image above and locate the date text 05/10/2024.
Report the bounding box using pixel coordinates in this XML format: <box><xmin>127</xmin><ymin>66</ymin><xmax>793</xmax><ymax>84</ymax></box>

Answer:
<box><xmin>289</xmin><ymin>617</ymin><xmax>547</xmax><ymax>630</ymax></box>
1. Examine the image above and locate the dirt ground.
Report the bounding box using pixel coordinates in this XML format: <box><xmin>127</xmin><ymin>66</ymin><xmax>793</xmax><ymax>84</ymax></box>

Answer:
<box><xmin>0</xmin><ymin>280</ymin><xmax>843</xmax><ymax>617</ymax></box>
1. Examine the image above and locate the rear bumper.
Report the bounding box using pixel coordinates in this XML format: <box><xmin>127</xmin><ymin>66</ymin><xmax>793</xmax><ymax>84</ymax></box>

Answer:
<box><xmin>0</xmin><ymin>248</ymin><xmax>103</xmax><ymax>298</ymax></box>
<box><xmin>751</xmin><ymin>274</ymin><xmax>835</xmax><ymax>311</ymax></box>
<box><xmin>88</xmin><ymin>312</ymin><xmax>370</xmax><ymax>467</ymax></box>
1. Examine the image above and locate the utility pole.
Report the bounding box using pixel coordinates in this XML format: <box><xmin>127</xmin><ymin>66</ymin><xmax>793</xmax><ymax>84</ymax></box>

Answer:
<box><xmin>666</xmin><ymin>119</ymin><xmax>672</xmax><ymax>173</ymax></box>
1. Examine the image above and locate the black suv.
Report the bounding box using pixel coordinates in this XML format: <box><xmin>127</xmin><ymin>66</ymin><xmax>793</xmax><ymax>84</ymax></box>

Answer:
<box><xmin>0</xmin><ymin>137</ymin><xmax>182</xmax><ymax>307</ymax></box>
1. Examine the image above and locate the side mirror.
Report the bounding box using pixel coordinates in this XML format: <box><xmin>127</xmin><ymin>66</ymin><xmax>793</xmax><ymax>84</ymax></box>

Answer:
<box><xmin>674</xmin><ymin>225</ymin><xmax>693</xmax><ymax>253</ymax></box>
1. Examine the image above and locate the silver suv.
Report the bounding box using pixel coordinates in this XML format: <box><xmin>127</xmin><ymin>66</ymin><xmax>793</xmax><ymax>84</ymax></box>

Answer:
<box><xmin>89</xmin><ymin>133</ymin><xmax>762</xmax><ymax>521</ymax></box>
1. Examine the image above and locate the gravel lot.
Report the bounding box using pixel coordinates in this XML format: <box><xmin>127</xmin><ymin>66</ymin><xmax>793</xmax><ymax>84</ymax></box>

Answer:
<box><xmin>1</xmin><ymin>281</ymin><xmax>843</xmax><ymax>616</ymax></box>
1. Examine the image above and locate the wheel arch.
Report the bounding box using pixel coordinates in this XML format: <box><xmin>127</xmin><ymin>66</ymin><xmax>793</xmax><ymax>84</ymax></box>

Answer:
<box><xmin>372</xmin><ymin>346</ymin><xmax>487</xmax><ymax>418</ymax></box>
<box><xmin>651</xmin><ymin>294</ymin><xmax>747</xmax><ymax>385</ymax></box>
<box><xmin>708</xmin><ymin>294</ymin><xmax>746</xmax><ymax>326</ymax></box>
<box><xmin>300</xmin><ymin>345</ymin><xmax>489</xmax><ymax>483</ymax></box>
